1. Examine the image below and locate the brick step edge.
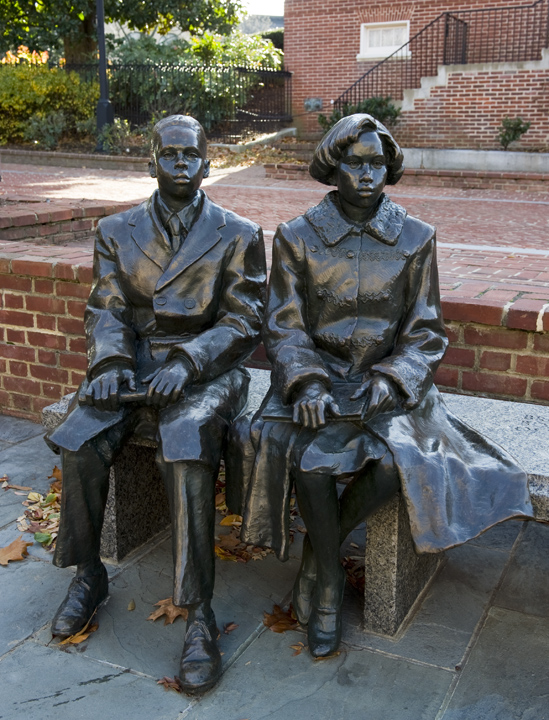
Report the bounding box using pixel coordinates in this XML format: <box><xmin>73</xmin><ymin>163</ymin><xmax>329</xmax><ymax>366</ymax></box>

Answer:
<box><xmin>0</xmin><ymin>200</ymin><xmax>135</xmax><ymax>233</ymax></box>
<box><xmin>264</xmin><ymin>163</ymin><xmax>549</xmax><ymax>182</ymax></box>
<box><xmin>0</xmin><ymin>147</ymin><xmax>149</xmax><ymax>172</ymax></box>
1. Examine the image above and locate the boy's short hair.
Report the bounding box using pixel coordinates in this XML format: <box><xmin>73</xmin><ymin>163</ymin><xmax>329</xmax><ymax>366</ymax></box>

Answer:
<box><xmin>150</xmin><ymin>115</ymin><xmax>207</xmax><ymax>158</ymax></box>
<box><xmin>309</xmin><ymin>114</ymin><xmax>404</xmax><ymax>186</ymax></box>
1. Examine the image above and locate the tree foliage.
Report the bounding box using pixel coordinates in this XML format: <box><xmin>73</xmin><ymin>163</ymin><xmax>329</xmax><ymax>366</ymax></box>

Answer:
<box><xmin>0</xmin><ymin>0</ymin><xmax>244</xmax><ymax>62</ymax></box>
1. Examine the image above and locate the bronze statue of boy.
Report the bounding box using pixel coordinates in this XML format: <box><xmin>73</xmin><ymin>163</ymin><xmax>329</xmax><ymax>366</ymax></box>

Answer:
<box><xmin>234</xmin><ymin>114</ymin><xmax>532</xmax><ymax>658</ymax></box>
<box><xmin>47</xmin><ymin>115</ymin><xmax>266</xmax><ymax>694</ymax></box>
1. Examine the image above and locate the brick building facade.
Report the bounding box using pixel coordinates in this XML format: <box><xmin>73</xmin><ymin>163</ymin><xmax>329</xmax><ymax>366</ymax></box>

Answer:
<box><xmin>284</xmin><ymin>0</ymin><xmax>549</xmax><ymax>150</ymax></box>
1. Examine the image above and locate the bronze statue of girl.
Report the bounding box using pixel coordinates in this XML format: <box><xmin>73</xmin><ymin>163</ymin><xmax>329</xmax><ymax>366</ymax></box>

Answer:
<box><xmin>228</xmin><ymin>114</ymin><xmax>532</xmax><ymax>658</ymax></box>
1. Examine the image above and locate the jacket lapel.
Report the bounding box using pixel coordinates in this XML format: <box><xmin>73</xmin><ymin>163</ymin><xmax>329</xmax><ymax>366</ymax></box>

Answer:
<box><xmin>156</xmin><ymin>194</ymin><xmax>226</xmax><ymax>290</ymax></box>
<box><xmin>129</xmin><ymin>193</ymin><xmax>173</xmax><ymax>270</ymax></box>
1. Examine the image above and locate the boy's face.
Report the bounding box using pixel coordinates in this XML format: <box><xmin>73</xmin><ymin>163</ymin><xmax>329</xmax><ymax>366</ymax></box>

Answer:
<box><xmin>150</xmin><ymin>125</ymin><xmax>210</xmax><ymax>203</ymax></box>
<box><xmin>336</xmin><ymin>131</ymin><xmax>387</xmax><ymax>213</ymax></box>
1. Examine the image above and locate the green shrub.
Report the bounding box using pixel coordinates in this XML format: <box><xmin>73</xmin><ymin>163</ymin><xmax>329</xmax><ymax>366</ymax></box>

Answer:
<box><xmin>0</xmin><ymin>62</ymin><xmax>98</xmax><ymax>143</ymax></box>
<box><xmin>23</xmin><ymin>111</ymin><xmax>66</xmax><ymax>149</ymax></box>
<box><xmin>318</xmin><ymin>97</ymin><xmax>401</xmax><ymax>133</ymax></box>
<box><xmin>97</xmin><ymin>118</ymin><xmax>132</xmax><ymax>155</ymax></box>
<box><xmin>498</xmin><ymin>116</ymin><xmax>531</xmax><ymax>150</ymax></box>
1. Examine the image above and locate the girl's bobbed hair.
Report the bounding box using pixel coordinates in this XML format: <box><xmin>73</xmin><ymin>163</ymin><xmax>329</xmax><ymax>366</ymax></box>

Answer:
<box><xmin>309</xmin><ymin>113</ymin><xmax>404</xmax><ymax>186</ymax></box>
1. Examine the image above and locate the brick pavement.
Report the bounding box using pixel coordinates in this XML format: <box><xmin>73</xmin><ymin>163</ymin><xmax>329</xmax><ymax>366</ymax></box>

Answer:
<box><xmin>1</xmin><ymin>161</ymin><xmax>549</xmax><ymax>301</ymax></box>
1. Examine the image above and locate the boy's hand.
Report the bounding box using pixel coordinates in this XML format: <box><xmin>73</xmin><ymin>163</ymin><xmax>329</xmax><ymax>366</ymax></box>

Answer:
<box><xmin>79</xmin><ymin>364</ymin><xmax>136</xmax><ymax>411</ymax></box>
<box><xmin>143</xmin><ymin>358</ymin><xmax>192</xmax><ymax>409</ymax></box>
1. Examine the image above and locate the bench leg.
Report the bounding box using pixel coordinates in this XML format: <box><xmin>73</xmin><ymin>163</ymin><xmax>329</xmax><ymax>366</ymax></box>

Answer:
<box><xmin>100</xmin><ymin>443</ymin><xmax>170</xmax><ymax>562</ymax></box>
<box><xmin>363</xmin><ymin>492</ymin><xmax>443</xmax><ymax>636</ymax></box>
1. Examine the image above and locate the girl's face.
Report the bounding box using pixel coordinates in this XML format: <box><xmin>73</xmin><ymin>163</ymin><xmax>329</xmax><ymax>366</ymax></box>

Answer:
<box><xmin>336</xmin><ymin>131</ymin><xmax>387</xmax><ymax>219</ymax></box>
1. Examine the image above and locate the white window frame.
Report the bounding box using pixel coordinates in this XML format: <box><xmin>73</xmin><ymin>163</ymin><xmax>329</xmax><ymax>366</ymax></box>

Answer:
<box><xmin>357</xmin><ymin>21</ymin><xmax>411</xmax><ymax>62</ymax></box>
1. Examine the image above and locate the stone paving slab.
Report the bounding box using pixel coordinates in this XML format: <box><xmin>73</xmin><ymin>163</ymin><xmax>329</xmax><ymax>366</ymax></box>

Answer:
<box><xmin>184</xmin><ymin>627</ymin><xmax>454</xmax><ymax>720</ymax></box>
<box><xmin>343</xmin><ymin>539</ymin><xmax>515</xmax><ymax>671</ymax></box>
<box><xmin>0</xmin><ymin>546</ymin><xmax>73</xmax><ymax>657</ymax></box>
<box><xmin>494</xmin><ymin>521</ymin><xmax>549</xmax><ymax>618</ymax></box>
<box><xmin>0</xmin><ymin>435</ymin><xmax>59</xmax><ymax>528</ymax></box>
<box><xmin>443</xmin><ymin>607</ymin><xmax>549</xmax><ymax>720</ymax></box>
<box><xmin>0</xmin><ymin>642</ymin><xmax>188</xmax><ymax>720</ymax></box>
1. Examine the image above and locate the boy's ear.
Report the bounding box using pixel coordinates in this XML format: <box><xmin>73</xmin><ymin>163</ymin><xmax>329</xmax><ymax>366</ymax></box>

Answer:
<box><xmin>149</xmin><ymin>159</ymin><xmax>157</xmax><ymax>178</ymax></box>
<box><xmin>202</xmin><ymin>159</ymin><xmax>211</xmax><ymax>179</ymax></box>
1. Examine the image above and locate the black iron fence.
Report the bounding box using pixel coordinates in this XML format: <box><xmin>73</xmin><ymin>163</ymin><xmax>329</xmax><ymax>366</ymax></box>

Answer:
<box><xmin>63</xmin><ymin>62</ymin><xmax>292</xmax><ymax>143</ymax></box>
<box><xmin>334</xmin><ymin>0</ymin><xmax>549</xmax><ymax>109</ymax></box>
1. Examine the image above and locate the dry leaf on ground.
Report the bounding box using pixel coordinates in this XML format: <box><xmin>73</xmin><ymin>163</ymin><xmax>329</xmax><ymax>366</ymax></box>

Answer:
<box><xmin>57</xmin><ymin>613</ymin><xmax>99</xmax><ymax>645</ymax></box>
<box><xmin>0</xmin><ymin>535</ymin><xmax>33</xmax><ymax>566</ymax></box>
<box><xmin>127</xmin><ymin>599</ymin><xmax>136</xmax><ymax>611</ymax></box>
<box><xmin>148</xmin><ymin>597</ymin><xmax>188</xmax><ymax>625</ymax></box>
<box><xmin>17</xmin><ymin>468</ymin><xmax>63</xmax><ymax>549</ymax></box>
<box><xmin>157</xmin><ymin>677</ymin><xmax>182</xmax><ymax>693</ymax></box>
<box><xmin>290</xmin><ymin>641</ymin><xmax>306</xmax><ymax>656</ymax></box>
<box><xmin>219</xmin><ymin>514</ymin><xmax>242</xmax><ymax>527</ymax></box>
<box><xmin>223</xmin><ymin>621</ymin><xmax>239</xmax><ymax>635</ymax></box>
<box><xmin>263</xmin><ymin>605</ymin><xmax>299</xmax><ymax>634</ymax></box>
<box><xmin>214</xmin><ymin>545</ymin><xmax>239</xmax><ymax>562</ymax></box>
<box><xmin>342</xmin><ymin>555</ymin><xmax>365</xmax><ymax>593</ymax></box>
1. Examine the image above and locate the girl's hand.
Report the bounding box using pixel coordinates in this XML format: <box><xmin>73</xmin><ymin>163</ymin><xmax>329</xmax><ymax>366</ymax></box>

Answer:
<box><xmin>292</xmin><ymin>381</ymin><xmax>340</xmax><ymax>429</ymax></box>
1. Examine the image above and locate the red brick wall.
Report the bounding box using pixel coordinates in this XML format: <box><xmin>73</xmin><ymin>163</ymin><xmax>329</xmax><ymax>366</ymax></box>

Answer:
<box><xmin>395</xmin><ymin>65</ymin><xmax>549</xmax><ymax>149</ymax></box>
<box><xmin>1</xmin><ymin>253</ymin><xmax>549</xmax><ymax>421</ymax></box>
<box><xmin>0</xmin><ymin>258</ymin><xmax>91</xmax><ymax>419</ymax></box>
<box><xmin>437</xmin><ymin>299</ymin><xmax>549</xmax><ymax>403</ymax></box>
<box><xmin>285</xmin><ymin>0</ymin><xmax>549</xmax><ymax>145</ymax></box>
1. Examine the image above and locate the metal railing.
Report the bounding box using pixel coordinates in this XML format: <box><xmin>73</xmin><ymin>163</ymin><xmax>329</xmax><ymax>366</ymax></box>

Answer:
<box><xmin>63</xmin><ymin>62</ymin><xmax>293</xmax><ymax>143</ymax></box>
<box><xmin>334</xmin><ymin>0</ymin><xmax>549</xmax><ymax>109</ymax></box>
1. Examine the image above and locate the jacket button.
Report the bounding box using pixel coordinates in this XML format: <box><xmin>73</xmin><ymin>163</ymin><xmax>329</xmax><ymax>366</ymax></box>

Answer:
<box><xmin>347</xmin><ymin>251</ymin><xmax>355</xmax><ymax>259</ymax></box>
<box><xmin>184</xmin><ymin>298</ymin><xmax>196</xmax><ymax>309</ymax></box>
<box><xmin>156</xmin><ymin>296</ymin><xmax>167</xmax><ymax>306</ymax></box>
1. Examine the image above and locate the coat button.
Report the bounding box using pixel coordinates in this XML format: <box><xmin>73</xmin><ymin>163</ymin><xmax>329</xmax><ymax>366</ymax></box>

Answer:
<box><xmin>156</xmin><ymin>296</ymin><xmax>167</xmax><ymax>306</ymax></box>
<box><xmin>184</xmin><ymin>298</ymin><xmax>196</xmax><ymax>309</ymax></box>
<box><xmin>347</xmin><ymin>251</ymin><xmax>355</xmax><ymax>259</ymax></box>
<box><xmin>345</xmin><ymin>296</ymin><xmax>353</xmax><ymax>303</ymax></box>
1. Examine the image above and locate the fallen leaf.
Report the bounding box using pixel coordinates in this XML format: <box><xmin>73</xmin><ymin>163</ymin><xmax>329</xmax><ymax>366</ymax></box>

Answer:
<box><xmin>214</xmin><ymin>545</ymin><xmax>238</xmax><ymax>562</ymax></box>
<box><xmin>290</xmin><ymin>641</ymin><xmax>305</xmax><ymax>656</ymax></box>
<box><xmin>27</xmin><ymin>492</ymin><xmax>42</xmax><ymax>503</ymax></box>
<box><xmin>215</xmin><ymin>492</ymin><xmax>226</xmax><ymax>506</ymax></box>
<box><xmin>157</xmin><ymin>676</ymin><xmax>182</xmax><ymax>693</ymax></box>
<box><xmin>0</xmin><ymin>535</ymin><xmax>33</xmax><ymax>566</ymax></box>
<box><xmin>48</xmin><ymin>466</ymin><xmax>62</xmax><ymax>482</ymax></box>
<box><xmin>223</xmin><ymin>621</ymin><xmax>239</xmax><ymax>635</ymax></box>
<box><xmin>148</xmin><ymin>597</ymin><xmax>188</xmax><ymax>625</ymax></box>
<box><xmin>58</xmin><ymin>614</ymin><xmax>99</xmax><ymax>645</ymax></box>
<box><xmin>3</xmin><ymin>483</ymin><xmax>32</xmax><ymax>492</ymax></box>
<box><xmin>219</xmin><ymin>514</ymin><xmax>242</xmax><ymax>527</ymax></box>
<box><xmin>128</xmin><ymin>599</ymin><xmax>136</xmax><ymax>611</ymax></box>
<box><xmin>216</xmin><ymin>531</ymin><xmax>241</xmax><ymax>550</ymax></box>
<box><xmin>263</xmin><ymin>605</ymin><xmax>299</xmax><ymax>634</ymax></box>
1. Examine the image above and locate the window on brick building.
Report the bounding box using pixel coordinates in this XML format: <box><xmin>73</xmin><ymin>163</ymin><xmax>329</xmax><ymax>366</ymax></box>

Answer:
<box><xmin>357</xmin><ymin>21</ymin><xmax>410</xmax><ymax>61</ymax></box>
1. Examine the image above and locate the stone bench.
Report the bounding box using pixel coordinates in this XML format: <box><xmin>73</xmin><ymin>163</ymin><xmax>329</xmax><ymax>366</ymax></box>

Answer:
<box><xmin>42</xmin><ymin>368</ymin><xmax>549</xmax><ymax>637</ymax></box>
